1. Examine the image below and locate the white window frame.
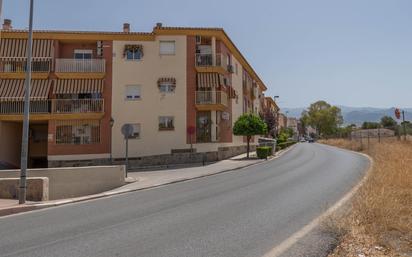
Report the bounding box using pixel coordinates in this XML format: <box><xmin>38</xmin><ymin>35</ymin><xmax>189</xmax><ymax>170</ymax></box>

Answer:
<box><xmin>74</xmin><ymin>49</ymin><xmax>93</xmax><ymax>59</ymax></box>
<box><xmin>159</xmin><ymin>81</ymin><xmax>175</xmax><ymax>93</ymax></box>
<box><xmin>129</xmin><ymin>123</ymin><xmax>141</xmax><ymax>139</ymax></box>
<box><xmin>159</xmin><ymin>116</ymin><xmax>175</xmax><ymax>130</ymax></box>
<box><xmin>159</xmin><ymin>41</ymin><xmax>176</xmax><ymax>55</ymax></box>
<box><xmin>125</xmin><ymin>85</ymin><xmax>142</xmax><ymax>100</ymax></box>
<box><xmin>125</xmin><ymin>49</ymin><xmax>143</xmax><ymax>61</ymax></box>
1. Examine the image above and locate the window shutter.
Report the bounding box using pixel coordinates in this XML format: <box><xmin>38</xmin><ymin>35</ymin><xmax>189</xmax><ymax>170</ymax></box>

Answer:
<box><xmin>160</xmin><ymin>41</ymin><xmax>175</xmax><ymax>55</ymax></box>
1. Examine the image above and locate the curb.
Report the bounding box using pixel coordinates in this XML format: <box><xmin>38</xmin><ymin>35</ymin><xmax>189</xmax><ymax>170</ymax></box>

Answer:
<box><xmin>0</xmin><ymin>145</ymin><xmax>297</xmax><ymax>218</ymax></box>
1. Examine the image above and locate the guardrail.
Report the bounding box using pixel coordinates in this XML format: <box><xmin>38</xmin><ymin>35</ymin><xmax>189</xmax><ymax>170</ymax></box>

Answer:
<box><xmin>55</xmin><ymin>59</ymin><xmax>105</xmax><ymax>73</ymax></box>
<box><xmin>0</xmin><ymin>57</ymin><xmax>52</xmax><ymax>73</ymax></box>
<box><xmin>195</xmin><ymin>91</ymin><xmax>228</xmax><ymax>106</ymax></box>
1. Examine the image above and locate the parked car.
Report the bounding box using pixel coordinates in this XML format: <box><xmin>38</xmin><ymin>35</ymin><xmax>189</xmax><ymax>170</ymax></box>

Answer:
<box><xmin>307</xmin><ymin>137</ymin><xmax>315</xmax><ymax>143</ymax></box>
<box><xmin>300</xmin><ymin>137</ymin><xmax>306</xmax><ymax>142</ymax></box>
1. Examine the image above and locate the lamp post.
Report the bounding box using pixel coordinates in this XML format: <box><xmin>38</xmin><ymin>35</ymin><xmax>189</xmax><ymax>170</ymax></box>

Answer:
<box><xmin>109</xmin><ymin>117</ymin><xmax>115</xmax><ymax>164</ymax></box>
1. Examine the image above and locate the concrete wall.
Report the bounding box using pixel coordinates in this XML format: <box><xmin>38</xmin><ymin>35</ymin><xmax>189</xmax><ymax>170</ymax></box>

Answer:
<box><xmin>111</xmin><ymin>36</ymin><xmax>188</xmax><ymax>158</ymax></box>
<box><xmin>0</xmin><ymin>177</ymin><xmax>49</xmax><ymax>201</ymax></box>
<box><xmin>0</xmin><ymin>121</ymin><xmax>22</xmax><ymax>167</ymax></box>
<box><xmin>0</xmin><ymin>166</ymin><xmax>125</xmax><ymax>200</ymax></box>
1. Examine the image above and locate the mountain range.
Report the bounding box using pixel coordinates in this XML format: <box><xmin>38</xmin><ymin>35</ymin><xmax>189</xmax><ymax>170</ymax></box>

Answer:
<box><xmin>281</xmin><ymin>106</ymin><xmax>412</xmax><ymax>125</ymax></box>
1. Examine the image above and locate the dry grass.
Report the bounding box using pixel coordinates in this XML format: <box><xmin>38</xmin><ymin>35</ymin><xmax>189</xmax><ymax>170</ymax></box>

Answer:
<box><xmin>320</xmin><ymin>138</ymin><xmax>412</xmax><ymax>257</ymax></box>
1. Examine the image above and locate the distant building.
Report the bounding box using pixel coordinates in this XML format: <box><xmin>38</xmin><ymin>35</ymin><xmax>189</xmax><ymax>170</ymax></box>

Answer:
<box><xmin>277</xmin><ymin>113</ymin><xmax>287</xmax><ymax>131</ymax></box>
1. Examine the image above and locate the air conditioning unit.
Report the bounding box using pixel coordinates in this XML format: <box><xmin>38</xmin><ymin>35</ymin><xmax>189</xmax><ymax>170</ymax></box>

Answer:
<box><xmin>227</xmin><ymin>64</ymin><xmax>234</xmax><ymax>73</ymax></box>
<box><xmin>97</xmin><ymin>41</ymin><xmax>103</xmax><ymax>57</ymax></box>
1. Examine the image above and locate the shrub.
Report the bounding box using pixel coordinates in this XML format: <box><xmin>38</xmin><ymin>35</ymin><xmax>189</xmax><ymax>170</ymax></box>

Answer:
<box><xmin>276</xmin><ymin>141</ymin><xmax>296</xmax><ymax>151</ymax></box>
<box><xmin>256</xmin><ymin>146</ymin><xmax>271</xmax><ymax>159</ymax></box>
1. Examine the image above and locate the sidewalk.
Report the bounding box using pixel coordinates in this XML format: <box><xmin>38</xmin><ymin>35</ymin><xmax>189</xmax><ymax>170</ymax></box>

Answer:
<box><xmin>0</xmin><ymin>148</ymin><xmax>293</xmax><ymax>217</ymax></box>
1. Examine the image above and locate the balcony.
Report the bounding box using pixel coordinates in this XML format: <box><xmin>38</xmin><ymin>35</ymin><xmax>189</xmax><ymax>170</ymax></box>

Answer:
<box><xmin>195</xmin><ymin>91</ymin><xmax>228</xmax><ymax>111</ymax></box>
<box><xmin>51</xmin><ymin>99</ymin><xmax>104</xmax><ymax>113</ymax></box>
<box><xmin>195</xmin><ymin>53</ymin><xmax>229</xmax><ymax>74</ymax></box>
<box><xmin>0</xmin><ymin>99</ymin><xmax>49</xmax><ymax>115</ymax></box>
<box><xmin>0</xmin><ymin>99</ymin><xmax>104</xmax><ymax>121</ymax></box>
<box><xmin>55</xmin><ymin>59</ymin><xmax>106</xmax><ymax>79</ymax></box>
<box><xmin>0</xmin><ymin>57</ymin><xmax>52</xmax><ymax>79</ymax></box>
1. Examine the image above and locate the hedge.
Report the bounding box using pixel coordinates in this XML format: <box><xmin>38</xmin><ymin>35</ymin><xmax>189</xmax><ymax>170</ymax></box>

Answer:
<box><xmin>276</xmin><ymin>141</ymin><xmax>297</xmax><ymax>151</ymax></box>
<box><xmin>256</xmin><ymin>146</ymin><xmax>272</xmax><ymax>159</ymax></box>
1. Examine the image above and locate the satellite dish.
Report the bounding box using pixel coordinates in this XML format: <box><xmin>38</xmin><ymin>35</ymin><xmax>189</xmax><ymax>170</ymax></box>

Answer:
<box><xmin>121</xmin><ymin>124</ymin><xmax>134</xmax><ymax>139</ymax></box>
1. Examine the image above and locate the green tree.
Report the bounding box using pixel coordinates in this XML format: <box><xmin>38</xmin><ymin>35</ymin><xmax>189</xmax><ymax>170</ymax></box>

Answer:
<box><xmin>380</xmin><ymin>116</ymin><xmax>397</xmax><ymax>128</ymax></box>
<box><xmin>301</xmin><ymin>101</ymin><xmax>343</xmax><ymax>137</ymax></box>
<box><xmin>233</xmin><ymin>113</ymin><xmax>267</xmax><ymax>158</ymax></box>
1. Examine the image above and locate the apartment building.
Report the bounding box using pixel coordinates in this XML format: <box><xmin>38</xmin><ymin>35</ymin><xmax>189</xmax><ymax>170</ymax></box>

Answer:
<box><xmin>0</xmin><ymin>21</ymin><xmax>267</xmax><ymax>168</ymax></box>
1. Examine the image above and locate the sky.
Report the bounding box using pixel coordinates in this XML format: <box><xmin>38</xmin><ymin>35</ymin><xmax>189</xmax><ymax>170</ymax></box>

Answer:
<box><xmin>2</xmin><ymin>0</ymin><xmax>412</xmax><ymax>108</ymax></box>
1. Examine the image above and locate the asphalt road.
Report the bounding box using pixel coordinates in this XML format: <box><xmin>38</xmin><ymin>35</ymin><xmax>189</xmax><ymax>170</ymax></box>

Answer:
<box><xmin>0</xmin><ymin>143</ymin><xmax>369</xmax><ymax>257</ymax></box>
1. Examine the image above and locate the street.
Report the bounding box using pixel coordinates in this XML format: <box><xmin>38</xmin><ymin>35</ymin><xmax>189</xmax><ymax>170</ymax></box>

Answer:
<box><xmin>0</xmin><ymin>143</ymin><xmax>369</xmax><ymax>257</ymax></box>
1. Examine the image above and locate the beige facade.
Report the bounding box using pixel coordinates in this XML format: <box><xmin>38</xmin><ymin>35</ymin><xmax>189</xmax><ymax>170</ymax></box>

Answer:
<box><xmin>112</xmin><ymin>36</ymin><xmax>188</xmax><ymax>158</ymax></box>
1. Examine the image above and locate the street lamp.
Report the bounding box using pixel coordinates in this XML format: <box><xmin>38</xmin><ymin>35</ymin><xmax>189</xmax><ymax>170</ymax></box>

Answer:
<box><xmin>109</xmin><ymin>117</ymin><xmax>115</xmax><ymax>164</ymax></box>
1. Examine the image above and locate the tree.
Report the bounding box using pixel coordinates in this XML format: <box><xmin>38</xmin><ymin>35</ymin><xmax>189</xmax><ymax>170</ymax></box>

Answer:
<box><xmin>261</xmin><ymin>109</ymin><xmax>277</xmax><ymax>138</ymax></box>
<box><xmin>380</xmin><ymin>116</ymin><xmax>397</xmax><ymax>128</ymax></box>
<box><xmin>301</xmin><ymin>101</ymin><xmax>343</xmax><ymax>137</ymax></box>
<box><xmin>233</xmin><ymin>113</ymin><xmax>267</xmax><ymax>158</ymax></box>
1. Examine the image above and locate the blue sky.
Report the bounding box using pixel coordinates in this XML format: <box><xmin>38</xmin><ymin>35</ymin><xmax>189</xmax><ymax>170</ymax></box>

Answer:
<box><xmin>2</xmin><ymin>0</ymin><xmax>412</xmax><ymax>108</ymax></box>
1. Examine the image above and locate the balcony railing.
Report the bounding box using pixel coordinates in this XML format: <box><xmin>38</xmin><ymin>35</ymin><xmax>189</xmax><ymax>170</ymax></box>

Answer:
<box><xmin>0</xmin><ymin>57</ymin><xmax>52</xmax><ymax>73</ymax></box>
<box><xmin>55</xmin><ymin>59</ymin><xmax>106</xmax><ymax>73</ymax></box>
<box><xmin>195</xmin><ymin>53</ymin><xmax>228</xmax><ymax>69</ymax></box>
<box><xmin>195</xmin><ymin>91</ymin><xmax>228</xmax><ymax>107</ymax></box>
<box><xmin>0</xmin><ymin>99</ymin><xmax>104</xmax><ymax>115</ymax></box>
<box><xmin>51</xmin><ymin>99</ymin><xmax>104</xmax><ymax>113</ymax></box>
<box><xmin>0</xmin><ymin>99</ymin><xmax>49</xmax><ymax>114</ymax></box>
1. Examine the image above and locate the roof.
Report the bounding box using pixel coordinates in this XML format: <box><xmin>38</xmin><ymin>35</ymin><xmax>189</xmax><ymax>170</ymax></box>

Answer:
<box><xmin>265</xmin><ymin>97</ymin><xmax>280</xmax><ymax>110</ymax></box>
<box><xmin>1</xmin><ymin>25</ymin><xmax>267</xmax><ymax>91</ymax></box>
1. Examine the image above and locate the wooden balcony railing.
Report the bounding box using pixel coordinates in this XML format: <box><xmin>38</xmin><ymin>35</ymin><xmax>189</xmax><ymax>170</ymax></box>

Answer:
<box><xmin>55</xmin><ymin>59</ymin><xmax>105</xmax><ymax>73</ymax></box>
<box><xmin>0</xmin><ymin>57</ymin><xmax>52</xmax><ymax>73</ymax></box>
<box><xmin>195</xmin><ymin>91</ymin><xmax>228</xmax><ymax>107</ymax></box>
<box><xmin>51</xmin><ymin>99</ymin><xmax>104</xmax><ymax>113</ymax></box>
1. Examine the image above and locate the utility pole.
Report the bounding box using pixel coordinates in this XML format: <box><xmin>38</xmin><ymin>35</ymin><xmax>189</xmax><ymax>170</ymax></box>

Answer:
<box><xmin>19</xmin><ymin>0</ymin><xmax>35</xmax><ymax>204</ymax></box>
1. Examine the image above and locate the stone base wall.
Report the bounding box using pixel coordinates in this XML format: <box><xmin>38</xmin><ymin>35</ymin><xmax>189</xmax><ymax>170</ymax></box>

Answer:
<box><xmin>0</xmin><ymin>177</ymin><xmax>49</xmax><ymax>201</ymax></box>
<box><xmin>48</xmin><ymin>144</ymin><xmax>255</xmax><ymax>168</ymax></box>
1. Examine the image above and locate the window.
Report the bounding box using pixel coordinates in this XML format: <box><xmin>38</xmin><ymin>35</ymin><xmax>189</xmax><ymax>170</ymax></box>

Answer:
<box><xmin>124</xmin><ymin>45</ymin><xmax>143</xmax><ymax>60</ymax></box>
<box><xmin>159</xmin><ymin>116</ymin><xmax>174</xmax><ymax>130</ymax></box>
<box><xmin>158</xmin><ymin>77</ymin><xmax>176</xmax><ymax>93</ymax></box>
<box><xmin>159</xmin><ymin>41</ymin><xmax>176</xmax><ymax>55</ymax></box>
<box><xmin>55</xmin><ymin>120</ymin><xmax>100</xmax><ymax>145</ymax></box>
<box><xmin>125</xmin><ymin>85</ymin><xmax>141</xmax><ymax>100</ymax></box>
<box><xmin>159</xmin><ymin>82</ymin><xmax>175</xmax><ymax>93</ymax></box>
<box><xmin>129</xmin><ymin>124</ymin><xmax>141</xmax><ymax>139</ymax></box>
<box><xmin>74</xmin><ymin>49</ymin><xmax>92</xmax><ymax>59</ymax></box>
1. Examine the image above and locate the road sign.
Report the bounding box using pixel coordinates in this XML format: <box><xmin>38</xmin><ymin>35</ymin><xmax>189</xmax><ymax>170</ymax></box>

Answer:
<box><xmin>395</xmin><ymin>108</ymin><xmax>401</xmax><ymax>119</ymax></box>
<box><xmin>121</xmin><ymin>124</ymin><xmax>134</xmax><ymax>139</ymax></box>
